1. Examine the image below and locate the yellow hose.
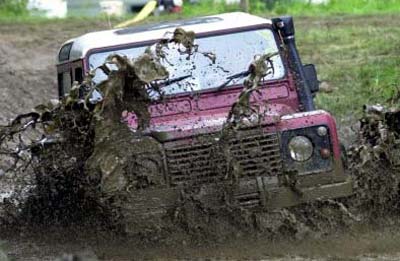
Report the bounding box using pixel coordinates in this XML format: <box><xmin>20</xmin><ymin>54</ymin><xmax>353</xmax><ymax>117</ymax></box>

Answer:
<box><xmin>115</xmin><ymin>0</ymin><xmax>158</xmax><ymax>28</ymax></box>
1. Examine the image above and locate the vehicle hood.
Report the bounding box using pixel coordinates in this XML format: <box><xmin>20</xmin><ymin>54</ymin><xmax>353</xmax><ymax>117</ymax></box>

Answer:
<box><xmin>125</xmin><ymin>103</ymin><xmax>295</xmax><ymax>142</ymax></box>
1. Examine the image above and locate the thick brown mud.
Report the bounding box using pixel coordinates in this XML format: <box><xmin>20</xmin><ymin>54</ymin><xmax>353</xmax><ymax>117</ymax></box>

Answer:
<box><xmin>4</xmin><ymin>222</ymin><xmax>400</xmax><ymax>260</ymax></box>
<box><xmin>1</xmin><ymin>19</ymin><xmax>400</xmax><ymax>261</ymax></box>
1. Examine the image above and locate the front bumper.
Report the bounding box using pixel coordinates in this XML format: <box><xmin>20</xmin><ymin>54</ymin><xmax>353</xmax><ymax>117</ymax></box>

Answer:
<box><xmin>261</xmin><ymin>176</ymin><xmax>353</xmax><ymax>209</ymax></box>
<box><xmin>122</xmin><ymin>169</ymin><xmax>353</xmax><ymax>221</ymax></box>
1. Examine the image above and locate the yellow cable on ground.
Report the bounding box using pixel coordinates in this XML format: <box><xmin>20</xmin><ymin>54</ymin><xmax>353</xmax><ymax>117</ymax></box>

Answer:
<box><xmin>115</xmin><ymin>0</ymin><xmax>157</xmax><ymax>28</ymax></box>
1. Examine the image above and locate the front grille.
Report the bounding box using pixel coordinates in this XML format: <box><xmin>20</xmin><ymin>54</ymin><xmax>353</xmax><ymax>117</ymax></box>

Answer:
<box><xmin>165</xmin><ymin>130</ymin><xmax>282</xmax><ymax>186</ymax></box>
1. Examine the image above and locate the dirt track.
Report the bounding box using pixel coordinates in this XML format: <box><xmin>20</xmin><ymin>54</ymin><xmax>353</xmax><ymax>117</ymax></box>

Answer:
<box><xmin>1</xmin><ymin>16</ymin><xmax>400</xmax><ymax>260</ymax></box>
<box><xmin>0</xmin><ymin>19</ymin><xmax>108</xmax><ymax>122</ymax></box>
<box><xmin>4</xmin><ymin>223</ymin><xmax>400</xmax><ymax>260</ymax></box>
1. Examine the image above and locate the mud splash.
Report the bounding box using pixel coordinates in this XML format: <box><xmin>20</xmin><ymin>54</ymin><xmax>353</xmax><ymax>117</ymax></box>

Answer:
<box><xmin>152</xmin><ymin>98</ymin><xmax>400</xmax><ymax>241</ymax></box>
<box><xmin>1</xmin><ymin>25</ymin><xmax>400</xmax><ymax>261</ymax></box>
<box><xmin>348</xmin><ymin>105</ymin><xmax>400</xmax><ymax>219</ymax></box>
<box><xmin>0</xmin><ymin>28</ymin><xmax>203</xmax><ymax>227</ymax></box>
<box><xmin>0</xmin><ymin>29</ymin><xmax>312</xmax><ymax>242</ymax></box>
<box><xmin>0</xmin><ymin>27</ymin><xmax>235</xmax><ymax>236</ymax></box>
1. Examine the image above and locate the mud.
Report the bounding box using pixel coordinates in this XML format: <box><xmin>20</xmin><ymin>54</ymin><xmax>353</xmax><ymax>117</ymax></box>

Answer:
<box><xmin>0</xmin><ymin>27</ymin><xmax>226</xmax><ymax>235</ymax></box>
<box><xmin>1</xmin><ymin>19</ymin><xmax>400</xmax><ymax>260</ymax></box>
<box><xmin>348</xmin><ymin>105</ymin><xmax>400</xmax><ymax>219</ymax></box>
<box><xmin>0</xmin><ymin>24</ymin><xmax>345</xmax><ymax>240</ymax></box>
<box><xmin>1</xmin><ymin>102</ymin><xmax>399</xmax><ymax>257</ymax></box>
<box><xmin>225</xmin><ymin>52</ymin><xmax>277</xmax><ymax>126</ymax></box>
<box><xmin>0</xmin><ymin>20</ymin><xmax>110</xmax><ymax>123</ymax></box>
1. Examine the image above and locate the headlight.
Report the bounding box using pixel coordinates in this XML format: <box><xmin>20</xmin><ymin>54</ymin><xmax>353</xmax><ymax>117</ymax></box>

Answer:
<box><xmin>288</xmin><ymin>136</ymin><xmax>313</xmax><ymax>162</ymax></box>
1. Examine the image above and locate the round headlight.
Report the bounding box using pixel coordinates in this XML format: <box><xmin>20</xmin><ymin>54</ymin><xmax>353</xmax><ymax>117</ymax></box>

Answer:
<box><xmin>288</xmin><ymin>136</ymin><xmax>314</xmax><ymax>162</ymax></box>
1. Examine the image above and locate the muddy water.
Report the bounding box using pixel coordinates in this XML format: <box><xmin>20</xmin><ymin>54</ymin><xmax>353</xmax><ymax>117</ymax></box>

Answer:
<box><xmin>4</xmin><ymin>222</ymin><xmax>400</xmax><ymax>260</ymax></box>
<box><xmin>1</xmin><ymin>100</ymin><xmax>392</xmax><ymax>260</ymax></box>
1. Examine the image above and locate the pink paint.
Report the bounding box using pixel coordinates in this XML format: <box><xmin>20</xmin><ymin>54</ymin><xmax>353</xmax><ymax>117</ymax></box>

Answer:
<box><xmin>125</xmin><ymin>78</ymin><xmax>299</xmax><ymax>131</ymax></box>
<box><xmin>80</xmin><ymin>57</ymin><xmax>340</xmax><ymax>160</ymax></box>
<box><xmin>278</xmin><ymin>111</ymin><xmax>341</xmax><ymax>159</ymax></box>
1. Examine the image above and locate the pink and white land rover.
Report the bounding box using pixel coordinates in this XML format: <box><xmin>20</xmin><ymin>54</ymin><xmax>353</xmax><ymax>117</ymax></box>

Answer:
<box><xmin>56</xmin><ymin>13</ymin><xmax>352</xmax><ymax>210</ymax></box>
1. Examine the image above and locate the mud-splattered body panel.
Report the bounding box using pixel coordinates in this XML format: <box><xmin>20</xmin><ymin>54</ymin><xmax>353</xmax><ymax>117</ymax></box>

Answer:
<box><xmin>55</xmin><ymin>12</ymin><xmax>352</xmax><ymax>219</ymax></box>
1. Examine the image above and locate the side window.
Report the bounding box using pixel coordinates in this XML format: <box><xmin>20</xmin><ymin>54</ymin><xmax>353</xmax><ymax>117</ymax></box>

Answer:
<box><xmin>62</xmin><ymin>71</ymin><xmax>72</xmax><ymax>95</ymax></box>
<box><xmin>57</xmin><ymin>65</ymin><xmax>83</xmax><ymax>98</ymax></box>
<box><xmin>74</xmin><ymin>67</ymin><xmax>83</xmax><ymax>83</ymax></box>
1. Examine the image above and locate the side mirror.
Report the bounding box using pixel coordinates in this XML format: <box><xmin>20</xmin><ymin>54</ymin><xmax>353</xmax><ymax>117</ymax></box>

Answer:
<box><xmin>303</xmin><ymin>64</ymin><xmax>319</xmax><ymax>95</ymax></box>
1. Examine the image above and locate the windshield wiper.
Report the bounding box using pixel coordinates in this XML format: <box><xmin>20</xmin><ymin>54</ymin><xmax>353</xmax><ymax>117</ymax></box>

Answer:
<box><xmin>217</xmin><ymin>70</ymin><xmax>251</xmax><ymax>90</ymax></box>
<box><xmin>154</xmin><ymin>74</ymin><xmax>192</xmax><ymax>88</ymax></box>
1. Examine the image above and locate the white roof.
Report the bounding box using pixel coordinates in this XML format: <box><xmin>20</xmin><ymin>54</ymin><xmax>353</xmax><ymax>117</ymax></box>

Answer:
<box><xmin>58</xmin><ymin>12</ymin><xmax>271</xmax><ymax>64</ymax></box>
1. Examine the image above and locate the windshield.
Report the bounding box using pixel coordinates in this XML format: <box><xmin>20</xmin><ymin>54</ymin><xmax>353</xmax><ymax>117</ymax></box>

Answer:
<box><xmin>88</xmin><ymin>28</ymin><xmax>285</xmax><ymax>95</ymax></box>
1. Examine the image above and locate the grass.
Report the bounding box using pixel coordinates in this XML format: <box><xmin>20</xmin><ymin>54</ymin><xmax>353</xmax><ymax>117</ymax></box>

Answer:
<box><xmin>181</xmin><ymin>0</ymin><xmax>400</xmax><ymax>17</ymax></box>
<box><xmin>2</xmin><ymin>0</ymin><xmax>400</xmax><ymax>22</ymax></box>
<box><xmin>269</xmin><ymin>0</ymin><xmax>400</xmax><ymax>16</ymax></box>
<box><xmin>295</xmin><ymin>14</ymin><xmax>400</xmax><ymax>117</ymax></box>
<box><xmin>0</xmin><ymin>0</ymin><xmax>28</xmax><ymax>19</ymax></box>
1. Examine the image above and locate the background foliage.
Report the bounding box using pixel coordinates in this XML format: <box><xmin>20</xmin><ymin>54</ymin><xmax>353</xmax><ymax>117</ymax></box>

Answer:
<box><xmin>269</xmin><ymin>0</ymin><xmax>400</xmax><ymax>15</ymax></box>
<box><xmin>0</xmin><ymin>0</ymin><xmax>27</xmax><ymax>16</ymax></box>
<box><xmin>182</xmin><ymin>0</ymin><xmax>400</xmax><ymax>16</ymax></box>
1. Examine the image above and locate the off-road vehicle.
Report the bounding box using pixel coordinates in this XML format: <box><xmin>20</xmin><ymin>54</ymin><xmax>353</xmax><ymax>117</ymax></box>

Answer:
<box><xmin>56</xmin><ymin>12</ymin><xmax>352</xmax><ymax>228</ymax></box>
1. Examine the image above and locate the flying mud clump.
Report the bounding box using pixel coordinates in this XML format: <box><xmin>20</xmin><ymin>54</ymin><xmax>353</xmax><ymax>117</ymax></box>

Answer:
<box><xmin>348</xmin><ymin>104</ymin><xmax>400</xmax><ymax>219</ymax></box>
